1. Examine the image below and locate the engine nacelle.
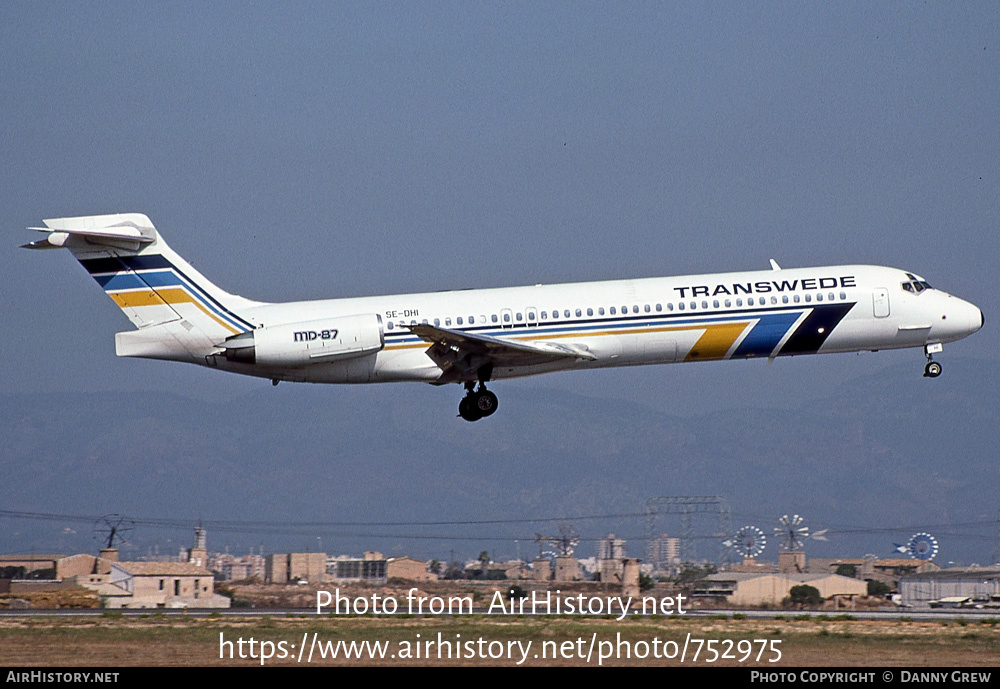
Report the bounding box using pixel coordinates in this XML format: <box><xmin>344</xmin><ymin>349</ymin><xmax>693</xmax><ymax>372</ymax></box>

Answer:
<box><xmin>222</xmin><ymin>313</ymin><xmax>384</xmax><ymax>366</ymax></box>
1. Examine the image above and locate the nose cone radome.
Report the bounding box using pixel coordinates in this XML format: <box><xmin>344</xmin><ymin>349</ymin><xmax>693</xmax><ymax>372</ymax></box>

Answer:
<box><xmin>954</xmin><ymin>298</ymin><xmax>983</xmax><ymax>340</ymax></box>
<box><xmin>931</xmin><ymin>295</ymin><xmax>982</xmax><ymax>344</ymax></box>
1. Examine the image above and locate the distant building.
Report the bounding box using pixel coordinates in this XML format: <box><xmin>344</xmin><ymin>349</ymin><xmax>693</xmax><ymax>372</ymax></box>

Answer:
<box><xmin>267</xmin><ymin>553</ymin><xmax>327</xmax><ymax>583</ymax></box>
<box><xmin>328</xmin><ymin>552</ymin><xmax>387</xmax><ymax>583</ymax></box>
<box><xmin>387</xmin><ymin>557</ymin><xmax>436</xmax><ymax>582</ymax></box>
<box><xmin>809</xmin><ymin>557</ymin><xmax>939</xmax><ymax>590</ymax></box>
<box><xmin>79</xmin><ymin>561</ymin><xmax>230</xmax><ymax>609</ymax></box>
<box><xmin>532</xmin><ymin>558</ymin><xmax>551</xmax><ymax>581</ymax></box>
<box><xmin>597</xmin><ymin>535</ymin><xmax>626</xmax><ymax>560</ymax></box>
<box><xmin>554</xmin><ymin>555</ymin><xmax>581</xmax><ymax>582</ymax></box>
<box><xmin>0</xmin><ymin>554</ymin><xmax>62</xmax><ymax>578</ymax></box>
<box><xmin>648</xmin><ymin>534</ymin><xmax>680</xmax><ymax>572</ymax></box>
<box><xmin>211</xmin><ymin>553</ymin><xmax>266</xmax><ymax>581</ymax></box>
<box><xmin>778</xmin><ymin>551</ymin><xmax>806</xmax><ymax>573</ymax></box>
<box><xmin>694</xmin><ymin>572</ymin><xmax>867</xmax><ymax>606</ymax></box>
<box><xmin>598</xmin><ymin>534</ymin><xmax>628</xmax><ymax>583</ymax></box>
<box><xmin>187</xmin><ymin>527</ymin><xmax>208</xmax><ymax>568</ymax></box>
<box><xmin>900</xmin><ymin>566</ymin><xmax>1000</xmax><ymax>608</ymax></box>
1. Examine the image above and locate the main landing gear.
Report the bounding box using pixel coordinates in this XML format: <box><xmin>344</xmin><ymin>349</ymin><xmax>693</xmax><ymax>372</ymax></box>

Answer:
<box><xmin>458</xmin><ymin>381</ymin><xmax>498</xmax><ymax>422</ymax></box>
<box><xmin>923</xmin><ymin>343</ymin><xmax>942</xmax><ymax>378</ymax></box>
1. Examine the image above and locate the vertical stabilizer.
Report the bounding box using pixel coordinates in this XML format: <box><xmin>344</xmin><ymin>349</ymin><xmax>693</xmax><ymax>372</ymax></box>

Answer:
<box><xmin>25</xmin><ymin>213</ymin><xmax>261</xmax><ymax>361</ymax></box>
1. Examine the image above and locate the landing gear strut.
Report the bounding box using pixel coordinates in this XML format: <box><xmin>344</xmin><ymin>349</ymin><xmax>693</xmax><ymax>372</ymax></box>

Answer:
<box><xmin>923</xmin><ymin>344</ymin><xmax>942</xmax><ymax>378</ymax></box>
<box><xmin>458</xmin><ymin>366</ymin><xmax>498</xmax><ymax>422</ymax></box>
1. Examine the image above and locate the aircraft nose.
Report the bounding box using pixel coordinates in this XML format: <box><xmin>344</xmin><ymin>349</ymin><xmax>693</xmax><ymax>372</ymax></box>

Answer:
<box><xmin>962</xmin><ymin>300</ymin><xmax>983</xmax><ymax>337</ymax></box>
<box><xmin>936</xmin><ymin>297</ymin><xmax>983</xmax><ymax>342</ymax></box>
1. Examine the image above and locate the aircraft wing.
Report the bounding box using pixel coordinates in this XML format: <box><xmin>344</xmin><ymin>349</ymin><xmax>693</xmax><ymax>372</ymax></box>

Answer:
<box><xmin>406</xmin><ymin>323</ymin><xmax>596</xmax><ymax>383</ymax></box>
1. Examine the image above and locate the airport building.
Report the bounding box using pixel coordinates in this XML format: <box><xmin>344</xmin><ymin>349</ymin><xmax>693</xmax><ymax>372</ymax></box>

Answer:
<box><xmin>81</xmin><ymin>561</ymin><xmax>230</xmax><ymax>609</ymax></box>
<box><xmin>899</xmin><ymin>566</ymin><xmax>1000</xmax><ymax>608</ymax></box>
<box><xmin>694</xmin><ymin>572</ymin><xmax>868</xmax><ymax>606</ymax></box>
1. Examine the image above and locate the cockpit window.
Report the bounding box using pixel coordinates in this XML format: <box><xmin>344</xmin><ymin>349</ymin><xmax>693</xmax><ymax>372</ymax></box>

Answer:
<box><xmin>902</xmin><ymin>273</ymin><xmax>932</xmax><ymax>294</ymax></box>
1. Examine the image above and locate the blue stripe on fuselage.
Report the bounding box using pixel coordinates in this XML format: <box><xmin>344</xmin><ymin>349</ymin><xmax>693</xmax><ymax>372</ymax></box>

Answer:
<box><xmin>732</xmin><ymin>311</ymin><xmax>802</xmax><ymax>357</ymax></box>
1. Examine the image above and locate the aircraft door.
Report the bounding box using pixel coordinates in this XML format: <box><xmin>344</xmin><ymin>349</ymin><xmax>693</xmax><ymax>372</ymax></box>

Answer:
<box><xmin>500</xmin><ymin>308</ymin><xmax>514</xmax><ymax>329</ymax></box>
<box><xmin>873</xmin><ymin>288</ymin><xmax>890</xmax><ymax>318</ymax></box>
<box><xmin>525</xmin><ymin>307</ymin><xmax>537</xmax><ymax>328</ymax></box>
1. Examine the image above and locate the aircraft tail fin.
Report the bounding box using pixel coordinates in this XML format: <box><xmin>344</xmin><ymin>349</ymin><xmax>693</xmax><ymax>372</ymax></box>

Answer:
<box><xmin>25</xmin><ymin>213</ymin><xmax>259</xmax><ymax>360</ymax></box>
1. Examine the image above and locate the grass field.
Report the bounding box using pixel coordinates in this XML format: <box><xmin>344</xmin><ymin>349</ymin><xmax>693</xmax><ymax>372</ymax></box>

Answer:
<box><xmin>2</xmin><ymin>614</ymin><xmax>998</xmax><ymax>667</ymax></box>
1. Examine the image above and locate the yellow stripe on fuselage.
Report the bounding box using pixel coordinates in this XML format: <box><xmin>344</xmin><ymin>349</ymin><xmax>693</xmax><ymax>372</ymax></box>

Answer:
<box><xmin>682</xmin><ymin>321</ymin><xmax>748</xmax><ymax>361</ymax></box>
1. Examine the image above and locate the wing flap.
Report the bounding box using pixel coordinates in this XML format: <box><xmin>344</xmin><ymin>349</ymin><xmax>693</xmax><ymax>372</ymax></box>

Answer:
<box><xmin>406</xmin><ymin>323</ymin><xmax>595</xmax><ymax>380</ymax></box>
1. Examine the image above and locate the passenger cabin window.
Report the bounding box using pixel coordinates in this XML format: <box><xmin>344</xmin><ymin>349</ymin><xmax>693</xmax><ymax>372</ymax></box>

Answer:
<box><xmin>387</xmin><ymin>321</ymin><xmax>394</xmax><ymax>330</ymax></box>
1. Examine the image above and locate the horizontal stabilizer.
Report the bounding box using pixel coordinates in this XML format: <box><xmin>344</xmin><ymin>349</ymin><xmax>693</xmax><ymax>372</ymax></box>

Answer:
<box><xmin>23</xmin><ymin>213</ymin><xmax>157</xmax><ymax>250</ymax></box>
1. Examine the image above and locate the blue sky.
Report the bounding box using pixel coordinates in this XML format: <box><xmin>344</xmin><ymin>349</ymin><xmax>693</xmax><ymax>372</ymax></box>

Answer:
<box><xmin>2</xmin><ymin>3</ymin><xmax>998</xmax><ymax>559</ymax></box>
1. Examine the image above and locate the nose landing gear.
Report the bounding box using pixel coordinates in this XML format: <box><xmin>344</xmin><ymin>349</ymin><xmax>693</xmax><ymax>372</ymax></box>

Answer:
<box><xmin>923</xmin><ymin>343</ymin><xmax>942</xmax><ymax>378</ymax></box>
<box><xmin>458</xmin><ymin>381</ymin><xmax>499</xmax><ymax>422</ymax></box>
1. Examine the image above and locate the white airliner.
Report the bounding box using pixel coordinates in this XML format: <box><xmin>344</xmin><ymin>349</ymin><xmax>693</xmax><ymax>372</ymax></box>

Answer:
<box><xmin>25</xmin><ymin>213</ymin><xmax>983</xmax><ymax>421</ymax></box>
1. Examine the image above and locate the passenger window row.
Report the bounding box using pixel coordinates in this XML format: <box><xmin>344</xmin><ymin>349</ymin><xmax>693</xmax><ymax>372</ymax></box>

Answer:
<box><xmin>384</xmin><ymin>292</ymin><xmax>850</xmax><ymax>330</ymax></box>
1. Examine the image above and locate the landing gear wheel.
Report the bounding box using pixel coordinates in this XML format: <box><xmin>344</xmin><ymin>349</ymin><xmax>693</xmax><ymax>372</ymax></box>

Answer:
<box><xmin>475</xmin><ymin>389</ymin><xmax>498</xmax><ymax>417</ymax></box>
<box><xmin>457</xmin><ymin>381</ymin><xmax>498</xmax><ymax>422</ymax></box>
<box><xmin>924</xmin><ymin>361</ymin><xmax>942</xmax><ymax>378</ymax></box>
<box><xmin>458</xmin><ymin>395</ymin><xmax>483</xmax><ymax>422</ymax></box>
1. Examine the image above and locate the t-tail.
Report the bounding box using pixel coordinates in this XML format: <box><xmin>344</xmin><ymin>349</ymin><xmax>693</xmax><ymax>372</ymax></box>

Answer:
<box><xmin>24</xmin><ymin>213</ymin><xmax>260</xmax><ymax>362</ymax></box>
